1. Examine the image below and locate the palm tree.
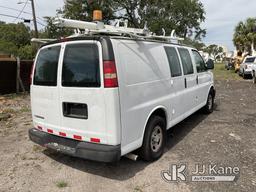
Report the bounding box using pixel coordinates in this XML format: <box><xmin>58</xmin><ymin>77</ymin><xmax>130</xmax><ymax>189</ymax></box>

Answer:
<box><xmin>233</xmin><ymin>18</ymin><xmax>256</xmax><ymax>54</ymax></box>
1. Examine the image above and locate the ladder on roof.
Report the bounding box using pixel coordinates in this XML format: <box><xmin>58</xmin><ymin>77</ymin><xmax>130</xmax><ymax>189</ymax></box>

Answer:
<box><xmin>31</xmin><ymin>17</ymin><xmax>184</xmax><ymax>44</ymax></box>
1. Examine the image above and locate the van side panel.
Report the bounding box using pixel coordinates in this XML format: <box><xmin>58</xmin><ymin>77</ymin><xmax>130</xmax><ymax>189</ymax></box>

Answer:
<box><xmin>112</xmin><ymin>39</ymin><xmax>171</xmax><ymax>155</ymax></box>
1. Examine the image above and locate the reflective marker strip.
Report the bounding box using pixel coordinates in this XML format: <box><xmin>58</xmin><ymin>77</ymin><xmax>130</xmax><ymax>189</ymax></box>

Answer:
<box><xmin>90</xmin><ymin>138</ymin><xmax>100</xmax><ymax>143</ymax></box>
<box><xmin>37</xmin><ymin>127</ymin><xmax>83</xmax><ymax>141</ymax></box>
<box><xmin>73</xmin><ymin>135</ymin><xmax>82</xmax><ymax>140</ymax></box>
<box><xmin>47</xmin><ymin>129</ymin><xmax>53</xmax><ymax>134</ymax></box>
<box><xmin>59</xmin><ymin>132</ymin><xmax>67</xmax><ymax>137</ymax></box>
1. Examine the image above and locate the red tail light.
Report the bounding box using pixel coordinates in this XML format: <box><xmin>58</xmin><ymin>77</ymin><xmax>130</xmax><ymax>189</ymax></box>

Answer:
<box><xmin>103</xmin><ymin>60</ymin><xmax>118</xmax><ymax>88</ymax></box>
<box><xmin>30</xmin><ymin>62</ymin><xmax>35</xmax><ymax>85</ymax></box>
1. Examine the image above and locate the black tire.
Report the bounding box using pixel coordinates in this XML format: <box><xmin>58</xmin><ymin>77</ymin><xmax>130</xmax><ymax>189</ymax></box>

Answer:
<box><xmin>242</xmin><ymin>70</ymin><xmax>246</xmax><ymax>79</ymax></box>
<box><xmin>253</xmin><ymin>71</ymin><xmax>256</xmax><ymax>84</ymax></box>
<box><xmin>203</xmin><ymin>90</ymin><xmax>214</xmax><ymax>114</ymax></box>
<box><xmin>140</xmin><ymin>116</ymin><xmax>166</xmax><ymax>161</ymax></box>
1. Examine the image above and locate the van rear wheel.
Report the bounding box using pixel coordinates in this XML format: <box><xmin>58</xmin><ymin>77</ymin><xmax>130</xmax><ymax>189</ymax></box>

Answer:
<box><xmin>140</xmin><ymin>116</ymin><xmax>166</xmax><ymax>161</ymax></box>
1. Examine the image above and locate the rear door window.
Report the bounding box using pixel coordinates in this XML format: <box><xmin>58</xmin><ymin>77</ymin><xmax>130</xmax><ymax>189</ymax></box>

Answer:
<box><xmin>34</xmin><ymin>46</ymin><xmax>61</xmax><ymax>86</ymax></box>
<box><xmin>62</xmin><ymin>44</ymin><xmax>100</xmax><ymax>87</ymax></box>
<box><xmin>164</xmin><ymin>46</ymin><xmax>182</xmax><ymax>77</ymax></box>
<box><xmin>178</xmin><ymin>48</ymin><xmax>194</xmax><ymax>75</ymax></box>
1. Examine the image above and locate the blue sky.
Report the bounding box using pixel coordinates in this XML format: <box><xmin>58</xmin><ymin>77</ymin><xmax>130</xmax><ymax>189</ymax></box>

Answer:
<box><xmin>0</xmin><ymin>0</ymin><xmax>256</xmax><ymax>51</ymax></box>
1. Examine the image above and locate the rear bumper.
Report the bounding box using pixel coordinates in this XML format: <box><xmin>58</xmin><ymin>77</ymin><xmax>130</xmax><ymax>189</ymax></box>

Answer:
<box><xmin>29</xmin><ymin>128</ymin><xmax>121</xmax><ymax>163</ymax></box>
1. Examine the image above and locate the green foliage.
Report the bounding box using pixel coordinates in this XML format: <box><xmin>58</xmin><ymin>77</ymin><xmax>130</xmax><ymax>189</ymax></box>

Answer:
<box><xmin>0</xmin><ymin>40</ymin><xmax>18</xmax><ymax>56</ymax></box>
<box><xmin>18</xmin><ymin>44</ymin><xmax>36</xmax><ymax>60</ymax></box>
<box><xmin>204</xmin><ymin>44</ymin><xmax>224</xmax><ymax>60</ymax></box>
<box><xmin>41</xmin><ymin>17</ymin><xmax>72</xmax><ymax>39</ymax></box>
<box><xmin>56</xmin><ymin>181</ymin><xmax>68</xmax><ymax>188</ymax></box>
<box><xmin>60</xmin><ymin>0</ymin><xmax>115</xmax><ymax>23</ymax></box>
<box><xmin>56</xmin><ymin>0</ymin><xmax>205</xmax><ymax>38</ymax></box>
<box><xmin>233</xmin><ymin>18</ymin><xmax>256</xmax><ymax>53</ymax></box>
<box><xmin>183</xmin><ymin>38</ymin><xmax>206</xmax><ymax>50</ymax></box>
<box><xmin>113</xmin><ymin>0</ymin><xmax>205</xmax><ymax>37</ymax></box>
<box><xmin>0</xmin><ymin>22</ymin><xmax>31</xmax><ymax>48</ymax></box>
<box><xmin>0</xmin><ymin>22</ymin><xmax>35</xmax><ymax>59</ymax></box>
<box><xmin>213</xmin><ymin>63</ymin><xmax>241</xmax><ymax>81</ymax></box>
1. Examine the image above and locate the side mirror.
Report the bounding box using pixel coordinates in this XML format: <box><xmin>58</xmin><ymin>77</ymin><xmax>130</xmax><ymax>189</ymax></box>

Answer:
<box><xmin>206</xmin><ymin>59</ymin><xmax>214</xmax><ymax>70</ymax></box>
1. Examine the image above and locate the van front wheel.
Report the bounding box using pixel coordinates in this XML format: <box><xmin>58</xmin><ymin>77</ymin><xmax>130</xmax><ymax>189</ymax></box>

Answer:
<box><xmin>140</xmin><ymin>116</ymin><xmax>166</xmax><ymax>161</ymax></box>
<box><xmin>253</xmin><ymin>71</ymin><xmax>256</xmax><ymax>84</ymax></box>
<box><xmin>203</xmin><ymin>90</ymin><xmax>214</xmax><ymax>114</ymax></box>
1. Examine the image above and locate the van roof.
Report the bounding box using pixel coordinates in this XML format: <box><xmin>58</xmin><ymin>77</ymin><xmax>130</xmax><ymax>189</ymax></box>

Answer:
<box><xmin>41</xmin><ymin>35</ymin><xmax>194</xmax><ymax>50</ymax></box>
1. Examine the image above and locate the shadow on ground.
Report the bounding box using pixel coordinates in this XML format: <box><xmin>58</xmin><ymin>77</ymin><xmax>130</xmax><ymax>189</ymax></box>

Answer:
<box><xmin>44</xmin><ymin>107</ymin><xmax>216</xmax><ymax>181</ymax></box>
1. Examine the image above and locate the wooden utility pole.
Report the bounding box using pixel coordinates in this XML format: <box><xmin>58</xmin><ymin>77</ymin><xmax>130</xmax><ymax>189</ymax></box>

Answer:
<box><xmin>31</xmin><ymin>0</ymin><xmax>38</xmax><ymax>38</ymax></box>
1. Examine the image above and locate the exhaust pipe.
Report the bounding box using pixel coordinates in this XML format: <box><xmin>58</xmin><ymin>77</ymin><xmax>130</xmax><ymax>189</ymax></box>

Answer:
<box><xmin>125</xmin><ymin>153</ymin><xmax>138</xmax><ymax>161</ymax></box>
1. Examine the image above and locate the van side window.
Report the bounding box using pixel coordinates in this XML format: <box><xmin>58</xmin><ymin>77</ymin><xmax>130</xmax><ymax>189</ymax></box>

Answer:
<box><xmin>192</xmin><ymin>50</ymin><xmax>207</xmax><ymax>72</ymax></box>
<box><xmin>34</xmin><ymin>46</ymin><xmax>61</xmax><ymax>86</ymax></box>
<box><xmin>164</xmin><ymin>47</ymin><xmax>182</xmax><ymax>77</ymax></box>
<box><xmin>178</xmin><ymin>48</ymin><xmax>194</xmax><ymax>75</ymax></box>
<box><xmin>62</xmin><ymin>44</ymin><xmax>100</xmax><ymax>87</ymax></box>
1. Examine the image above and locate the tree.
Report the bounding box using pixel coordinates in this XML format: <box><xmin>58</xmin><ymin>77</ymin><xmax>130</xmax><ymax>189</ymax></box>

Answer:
<box><xmin>18</xmin><ymin>44</ymin><xmax>36</xmax><ymax>60</ymax></box>
<box><xmin>0</xmin><ymin>22</ymin><xmax>34</xmax><ymax>59</ymax></box>
<box><xmin>41</xmin><ymin>17</ymin><xmax>72</xmax><ymax>39</ymax></box>
<box><xmin>0</xmin><ymin>40</ymin><xmax>18</xmax><ymax>56</ymax></box>
<box><xmin>204</xmin><ymin>44</ymin><xmax>224</xmax><ymax>60</ymax></box>
<box><xmin>113</xmin><ymin>0</ymin><xmax>206</xmax><ymax>37</ymax></box>
<box><xmin>56</xmin><ymin>0</ymin><xmax>205</xmax><ymax>38</ymax></box>
<box><xmin>0</xmin><ymin>22</ymin><xmax>31</xmax><ymax>48</ymax></box>
<box><xmin>183</xmin><ymin>38</ymin><xmax>205</xmax><ymax>51</ymax></box>
<box><xmin>60</xmin><ymin>0</ymin><xmax>115</xmax><ymax>23</ymax></box>
<box><xmin>233</xmin><ymin>18</ymin><xmax>256</xmax><ymax>53</ymax></box>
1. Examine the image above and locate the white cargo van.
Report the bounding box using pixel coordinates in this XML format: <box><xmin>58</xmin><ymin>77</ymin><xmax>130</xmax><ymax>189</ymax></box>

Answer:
<box><xmin>29</xmin><ymin>36</ymin><xmax>215</xmax><ymax>162</ymax></box>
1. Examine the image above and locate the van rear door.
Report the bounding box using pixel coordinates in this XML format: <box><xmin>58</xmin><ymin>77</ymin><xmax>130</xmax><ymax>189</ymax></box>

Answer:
<box><xmin>59</xmin><ymin>41</ymin><xmax>108</xmax><ymax>144</ymax></box>
<box><xmin>31</xmin><ymin>45</ymin><xmax>62</xmax><ymax>133</ymax></box>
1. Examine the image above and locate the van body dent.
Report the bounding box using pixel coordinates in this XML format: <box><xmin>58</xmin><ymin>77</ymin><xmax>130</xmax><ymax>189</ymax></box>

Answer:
<box><xmin>29</xmin><ymin>36</ymin><xmax>215</xmax><ymax>162</ymax></box>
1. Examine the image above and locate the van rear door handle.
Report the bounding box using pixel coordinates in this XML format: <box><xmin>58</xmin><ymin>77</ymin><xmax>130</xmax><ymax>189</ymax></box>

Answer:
<box><xmin>184</xmin><ymin>78</ymin><xmax>187</xmax><ymax>88</ymax></box>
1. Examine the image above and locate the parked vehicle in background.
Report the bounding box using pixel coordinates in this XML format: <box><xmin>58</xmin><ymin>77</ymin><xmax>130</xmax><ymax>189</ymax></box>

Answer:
<box><xmin>234</xmin><ymin>51</ymin><xmax>244</xmax><ymax>73</ymax></box>
<box><xmin>239</xmin><ymin>56</ymin><xmax>256</xmax><ymax>79</ymax></box>
<box><xmin>251</xmin><ymin>62</ymin><xmax>256</xmax><ymax>84</ymax></box>
<box><xmin>225</xmin><ymin>58</ymin><xmax>235</xmax><ymax>70</ymax></box>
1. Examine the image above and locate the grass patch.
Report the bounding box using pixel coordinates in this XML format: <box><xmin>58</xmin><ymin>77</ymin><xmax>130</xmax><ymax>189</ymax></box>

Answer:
<box><xmin>213</xmin><ymin>63</ymin><xmax>241</xmax><ymax>81</ymax></box>
<box><xmin>32</xmin><ymin>145</ymin><xmax>43</xmax><ymax>152</ymax></box>
<box><xmin>2</xmin><ymin>108</ymin><xmax>17</xmax><ymax>114</ymax></box>
<box><xmin>0</xmin><ymin>113</ymin><xmax>11</xmax><ymax>121</ymax></box>
<box><xmin>134</xmin><ymin>186</ymin><xmax>143</xmax><ymax>192</ymax></box>
<box><xmin>20</xmin><ymin>107</ymin><xmax>30</xmax><ymax>113</ymax></box>
<box><xmin>56</xmin><ymin>181</ymin><xmax>68</xmax><ymax>188</ymax></box>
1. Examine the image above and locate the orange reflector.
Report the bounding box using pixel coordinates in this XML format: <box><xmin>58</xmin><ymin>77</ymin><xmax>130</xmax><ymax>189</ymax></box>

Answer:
<box><xmin>91</xmin><ymin>138</ymin><xmax>100</xmax><ymax>143</ymax></box>
<box><xmin>73</xmin><ymin>135</ymin><xmax>82</xmax><ymax>140</ymax></box>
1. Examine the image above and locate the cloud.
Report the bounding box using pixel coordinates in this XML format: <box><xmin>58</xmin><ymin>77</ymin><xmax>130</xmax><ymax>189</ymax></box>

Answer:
<box><xmin>200</xmin><ymin>0</ymin><xmax>256</xmax><ymax>51</ymax></box>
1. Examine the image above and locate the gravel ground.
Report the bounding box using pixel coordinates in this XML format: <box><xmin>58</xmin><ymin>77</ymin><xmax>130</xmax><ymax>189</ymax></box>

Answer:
<box><xmin>0</xmin><ymin>79</ymin><xmax>256</xmax><ymax>192</ymax></box>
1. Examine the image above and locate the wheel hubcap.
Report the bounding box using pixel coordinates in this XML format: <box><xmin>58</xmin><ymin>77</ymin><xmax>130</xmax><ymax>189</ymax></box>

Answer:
<box><xmin>151</xmin><ymin>126</ymin><xmax>163</xmax><ymax>152</ymax></box>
